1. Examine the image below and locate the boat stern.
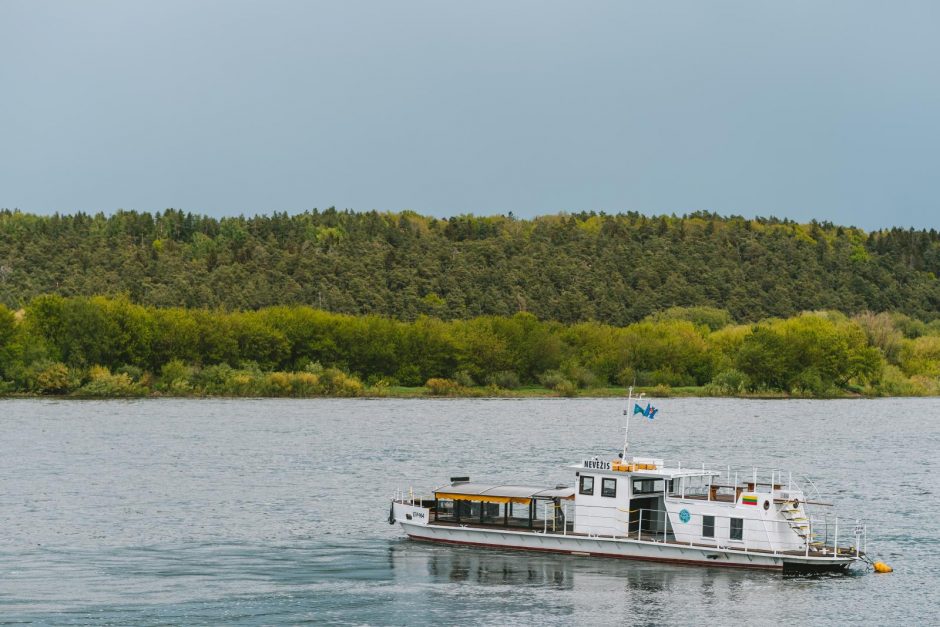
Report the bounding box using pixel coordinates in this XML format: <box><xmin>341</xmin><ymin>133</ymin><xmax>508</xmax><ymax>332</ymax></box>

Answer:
<box><xmin>390</xmin><ymin>499</ymin><xmax>431</xmax><ymax>527</ymax></box>
<box><xmin>781</xmin><ymin>554</ymin><xmax>860</xmax><ymax>574</ymax></box>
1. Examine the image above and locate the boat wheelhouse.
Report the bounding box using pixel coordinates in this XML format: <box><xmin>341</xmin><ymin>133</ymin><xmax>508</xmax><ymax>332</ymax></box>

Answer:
<box><xmin>389</xmin><ymin>391</ymin><xmax>869</xmax><ymax>573</ymax></box>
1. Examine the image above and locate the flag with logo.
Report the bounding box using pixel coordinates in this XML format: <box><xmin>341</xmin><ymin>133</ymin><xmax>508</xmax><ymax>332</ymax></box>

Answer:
<box><xmin>633</xmin><ymin>403</ymin><xmax>658</xmax><ymax>420</ymax></box>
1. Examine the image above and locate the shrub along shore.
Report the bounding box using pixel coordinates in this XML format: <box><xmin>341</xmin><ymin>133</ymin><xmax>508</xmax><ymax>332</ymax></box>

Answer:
<box><xmin>0</xmin><ymin>296</ymin><xmax>938</xmax><ymax>399</ymax></box>
<box><xmin>0</xmin><ymin>295</ymin><xmax>940</xmax><ymax>397</ymax></box>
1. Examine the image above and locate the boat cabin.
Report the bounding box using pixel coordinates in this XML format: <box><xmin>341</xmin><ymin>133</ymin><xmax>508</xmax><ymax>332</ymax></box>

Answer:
<box><xmin>431</xmin><ymin>480</ymin><xmax>575</xmax><ymax>532</ymax></box>
<box><xmin>574</xmin><ymin>456</ymin><xmax>713</xmax><ymax>537</ymax></box>
<box><xmin>574</xmin><ymin>456</ymin><xmax>812</xmax><ymax>553</ymax></box>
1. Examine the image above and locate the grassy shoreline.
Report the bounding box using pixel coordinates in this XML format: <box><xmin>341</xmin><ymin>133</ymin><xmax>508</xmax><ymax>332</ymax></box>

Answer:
<box><xmin>1</xmin><ymin>385</ymin><xmax>901</xmax><ymax>400</ymax></box>
<box><xmin>373</xmin><ymin>385</ymin><xmax>796</xmax><ymax>399</ymax></box>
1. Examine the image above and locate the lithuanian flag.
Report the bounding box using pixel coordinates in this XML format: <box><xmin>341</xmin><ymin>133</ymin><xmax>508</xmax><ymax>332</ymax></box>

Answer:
<box><xmin>742</xmin><ymin>494</ymin><xmax>758</xmax><ymax>506</ymax></box>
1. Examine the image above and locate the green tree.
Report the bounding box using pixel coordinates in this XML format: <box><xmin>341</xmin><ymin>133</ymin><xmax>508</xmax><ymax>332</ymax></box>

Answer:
<box><xmin>0</xmin><ymin>304</ymin><xmax>19</xmax><ymax>379</ymax></box>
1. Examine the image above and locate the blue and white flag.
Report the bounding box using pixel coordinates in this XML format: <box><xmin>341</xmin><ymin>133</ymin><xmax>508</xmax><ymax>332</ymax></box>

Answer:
<box><xmin>633</xmin><ymin>403</ymin><xmax>658</xmax><ymax>420</ymax></box>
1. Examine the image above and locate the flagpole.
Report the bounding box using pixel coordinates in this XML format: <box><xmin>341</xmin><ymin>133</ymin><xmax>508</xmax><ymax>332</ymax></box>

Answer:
<box><xmin>621</xmin><ymin>386</ymin><xmax>632</xmax><ymax>460</ymax></box>
<box><xmin>622</xmin><ymin>385</ymin><xmax>644</xmax><ymax>460</ymax></box>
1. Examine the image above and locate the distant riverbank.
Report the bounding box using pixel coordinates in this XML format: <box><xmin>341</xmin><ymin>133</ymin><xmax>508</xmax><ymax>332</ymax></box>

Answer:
<box><xmin>370</xmin><ymin>385</ymin><xmax>795</xmax><ymax>399</ymax></box>
<box><xmin>1</xmin><ymin>384</ymin><xmax>900</xmax><ymax>401</ymax></box>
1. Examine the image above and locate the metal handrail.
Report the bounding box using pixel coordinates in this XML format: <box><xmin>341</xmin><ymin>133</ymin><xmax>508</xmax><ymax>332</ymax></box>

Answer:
<box><xmin>573</xmin><ymin>504</ymin><xmax>864</xmax><ymax>556</ymax></box>
<box><xmin>408</xmin><ymin>496</ymin><xmax>865</xmax><ymax>557</ymax></box>
<box><xmin>657</xmin><ymin>461</ymin><xmax>818</xmax><ymax>496</ymax></box>
<box><xmin>394</xmin><ymin>486</ymin><xmax>862</xmax><ymax>556</ymax></box>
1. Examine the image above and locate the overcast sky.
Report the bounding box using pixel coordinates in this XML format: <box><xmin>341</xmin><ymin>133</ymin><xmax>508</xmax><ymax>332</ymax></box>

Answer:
<box><xmin>1</xmin><ymin>1</ymin><xmax>938</xmax><ymax>230</ymax></box>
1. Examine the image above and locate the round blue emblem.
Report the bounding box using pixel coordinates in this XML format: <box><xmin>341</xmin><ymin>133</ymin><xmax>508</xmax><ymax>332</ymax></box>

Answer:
<box><xmin>679</xmin><ymin>509</ymin><xmax>691</xmax><ymax>523</ymax></box>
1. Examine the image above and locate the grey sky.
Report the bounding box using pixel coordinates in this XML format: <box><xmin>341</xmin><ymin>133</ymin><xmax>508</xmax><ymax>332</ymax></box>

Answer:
<box><xmin>1</xmin><ymin>1</ymin><xmax>938</xmax><ymax>230</ymax></box>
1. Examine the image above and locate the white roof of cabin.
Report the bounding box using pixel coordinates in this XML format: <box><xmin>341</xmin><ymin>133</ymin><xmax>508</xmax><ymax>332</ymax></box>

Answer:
<box><xmin>434</xmin><ymin>482</ymin><xmax>576</xmax><ymax>499</ymax></box>
<box><xmin>571</xmin><ymin>462</ymin><xmax>721</xmax><ymax>480</ymax></box>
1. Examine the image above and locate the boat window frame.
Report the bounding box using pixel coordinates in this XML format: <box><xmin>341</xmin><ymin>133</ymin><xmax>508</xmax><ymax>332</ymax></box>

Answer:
<box><xmin>667</xmin><ymin>479</ymin><xmax>679</xmax><ymax>497</ymax></box>
<box><xmin>702</xmin><ymin>514</ymin><xmax>715</xmax><ymax>538</ymax></box>
<box><xmin>632</xmin><ymin>478</ymin><xmax>664</xmax><ymax>495</ymax></box>
<box><xmin>579</xmin><ymin>475</ymin><xmax>595</xmax><ymax>496</ymax></box>
<box><xmin>601</xmin><ymin>477</ymin><xmax>617</xmax><ymax>498</ymax></box>
<box><xmin>730</xmin><ymin>517</ymin><xmax>744</xmax><ymax>541</ymax></box>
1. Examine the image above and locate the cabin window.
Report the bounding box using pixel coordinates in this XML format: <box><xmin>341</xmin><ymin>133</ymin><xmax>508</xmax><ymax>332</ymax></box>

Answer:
<box><xmin>481</xmin><ymin>502</ymin><xmax>502</xmax><ymax>524</ymax></box>
<box><xmin>580</xmin><ymin>475</ymin><xmax>595</xmax><ymax>496</ymax></box>
<box><xmin>436</xmin><ymin>498</ymin><xmax>456</xmax><ymax>522</ymax></box>
<box><xmin>456</xmin><ymin>500</ymin><xmax>481</xmax><ymax>522</ymax></box>
<box><xmin>601</xmin><ymin>478</ymin><xmax>617</xmax><ymax>498</ymax></box>
<box><xmin>506</xmin><ymin>501</ymin><xmax>531</xmax><ymax>528</ymax></box>
<box><xmin>702</xmin><ymin>515</ymin><xmax>715</xmax><ymax>538</ymax></box>
<box><xmin>632</xmin><ymin>479</ymin><xmax>664</xmax><ymax>495</ymax></box>
<box><xmin>730</xmin><ymin>517</ymin><xmax>743</xmax><ymax>541</ymax></box>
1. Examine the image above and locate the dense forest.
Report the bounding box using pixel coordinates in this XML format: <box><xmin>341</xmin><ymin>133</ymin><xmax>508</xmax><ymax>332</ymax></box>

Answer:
<box><xmin>1</xmin><ymin>209</ymin><xmax>939</xmax><ymax>324</ymax></box>
<box><xmin>1</xmin><ymin>296</ymin><xmax>938</xmax><ymax>398</ymax></box>
<box><xmin>1</xmin><ymin>209</ymin><xmax>937</xmax><ymax>397</ymax></box>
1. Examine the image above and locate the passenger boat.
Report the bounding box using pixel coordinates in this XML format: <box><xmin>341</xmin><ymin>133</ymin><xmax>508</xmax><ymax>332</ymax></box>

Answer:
<box><xmin>389</xmin><ymin>390</ymin><xmax>869</xmax><ymax>573</ymax></box>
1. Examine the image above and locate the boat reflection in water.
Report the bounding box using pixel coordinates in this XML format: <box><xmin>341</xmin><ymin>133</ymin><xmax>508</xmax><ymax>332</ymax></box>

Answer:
<box><xmin>386</xmin><ymin>539</ymin><xmax>794</xmax><ymax>623</ymax></box>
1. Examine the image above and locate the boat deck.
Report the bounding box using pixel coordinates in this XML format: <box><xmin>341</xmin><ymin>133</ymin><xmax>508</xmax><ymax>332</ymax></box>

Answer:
<box><xmin>425</xmin><ymin>519</ymin><xmax>856</xmax><ymax>559</ymax></box>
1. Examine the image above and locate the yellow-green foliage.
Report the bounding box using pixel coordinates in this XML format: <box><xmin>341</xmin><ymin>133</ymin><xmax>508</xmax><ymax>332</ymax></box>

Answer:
<box><xmin>75</xmin><ymin>365</ymin><xmax>147</xmax><ymax>397</ymax></box>
<box><xmin>620</xmin><ymin>319</ymin><xmax>713</xmax><ymax>387</ymax></box>
<box><xmin>707</xmin><ymin>324</ymin><xmax>752</xmax><ymax>372</ymax></box>
<box><xmin>855</xmin><ymin>312</ymin><xmax>904</xmax><ymax>364</ymax></box>
<box><xmin>30</xmin><ymin>361</ymin><xmax>73</xmax><ymax>394</ymax></box>
<box><xmin>2</xmin><ymin>294</ymin><xmax>940</xmax><ymax>398</ymax></box>
<box><xmin>874</xmin><ymin>365</ymin><xmax>929</xmax><ymax>396</ymax></box>
<box><xmin>261</xmin><ymin>371</ymin><xmax>321</xmax><ymax>396</ymax></box>
<box><xmin>735</xmin><ymin>313</ymin><xmax>882</xmax><ymax>395</ymax></box>
<box><xmin>320</xmin><ymin>368</ymin><xmax>363</xmax><ymax>397</ymax></box>
<box><xmin>649</xmin><ymin>306</ymin><xmax>733</xmax><ymax>331</ymax></box>
<box><xmin>899</xmin><ymin>336</ymin><xmax>940</xmax><ymax>377</ymax></box>
<box><xmin>425</xmin><ymin>378</ymin><xmax>462</xmax><ymax>396</ymax></box>
<box><xmin>159</xmin><ymin>359</ymin><xmax>195</xmax><ymax>392</ymax></box>
<box><xmin>0</xmin><ymin>304</ymin><xmax>20</xmax><ymax>382</ymax></box>
<box><xmin>554</xmin><ymin>379</ymin><xmax>578</xmax><ymax>397</ymax></box>
<box><xmin>154</xmin><ymin>362</ymin><xmax>363</xmax><ymax>397</ymax></box>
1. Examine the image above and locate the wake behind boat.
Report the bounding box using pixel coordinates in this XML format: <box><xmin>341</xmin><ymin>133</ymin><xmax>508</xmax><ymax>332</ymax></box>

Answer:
<box><xmin>389</xmin><ymin>391</ymin><xmax>873</xmax><ymax>573</ymax></box>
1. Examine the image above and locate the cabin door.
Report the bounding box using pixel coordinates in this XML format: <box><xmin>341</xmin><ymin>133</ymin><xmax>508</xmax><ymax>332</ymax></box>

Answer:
<box><xmin>628</xmin><ymin>496</ymin><xmax>663</xmax><ymax>533</ymax></box>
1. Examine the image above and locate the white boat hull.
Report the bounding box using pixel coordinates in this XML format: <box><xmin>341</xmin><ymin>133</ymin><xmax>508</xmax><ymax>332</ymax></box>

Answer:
<box><xmin>398</xmin><ymin>520</ymin><xmax>856</xmax><ymax>572</ymax></box>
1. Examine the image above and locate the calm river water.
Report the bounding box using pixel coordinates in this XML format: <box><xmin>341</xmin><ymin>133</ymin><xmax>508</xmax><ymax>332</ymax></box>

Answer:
<box><xmin>0</xmin><ymin>398</ymin><xmax>937</xmax><ymax>625</ymax></box>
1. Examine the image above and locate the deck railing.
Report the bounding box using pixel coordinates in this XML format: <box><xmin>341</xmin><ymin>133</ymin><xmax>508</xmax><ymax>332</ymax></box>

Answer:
<box><xmin>570</xmin><ymin>504</ymin><xmax>865</xmax><ymax>557</ymax></box>
<box><xmin>658</xmin><ymin>461</ymin><xmax>822</xmax><ymax>502</ymax></box>
<box><xmin>393</xmin><ymin>493</ymin><xmax>865</xmax><ymax>558</ymax></box>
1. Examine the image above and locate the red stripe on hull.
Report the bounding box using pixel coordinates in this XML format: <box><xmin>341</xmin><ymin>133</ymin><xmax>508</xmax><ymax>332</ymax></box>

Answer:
<box><xmin>405</xmin><ymin>533</ymin><xmax>783</xmax><ymax>571</ymax></box>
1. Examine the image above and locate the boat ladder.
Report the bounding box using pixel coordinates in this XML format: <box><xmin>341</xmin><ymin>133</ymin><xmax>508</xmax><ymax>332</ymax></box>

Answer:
<box><xmin>780</xmin><ymin>500</ymin><xmax>824</xmax><ymax>549</ymax></box>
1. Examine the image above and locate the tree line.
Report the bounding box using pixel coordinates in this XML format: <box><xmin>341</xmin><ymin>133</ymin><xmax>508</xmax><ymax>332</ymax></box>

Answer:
<box><xmin>1</xmin><ymin>209</ymin><xmax>939</xmax><ymax>324</ymax></box>
<box><xmin>1</xmin><ymin>296</ymin><xmax>938</xmax><ymax>397</ymax></box>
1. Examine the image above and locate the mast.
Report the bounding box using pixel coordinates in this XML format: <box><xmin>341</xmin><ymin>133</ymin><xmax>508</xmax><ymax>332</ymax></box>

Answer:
<box><xmin>621</xmin><ymin>385</ymin><xmax>644</xmax><ymax>460</ymax></box>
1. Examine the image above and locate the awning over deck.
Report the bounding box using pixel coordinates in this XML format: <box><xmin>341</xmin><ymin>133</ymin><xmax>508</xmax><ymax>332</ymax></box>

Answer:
<box><xmin>434</xmin><ymin>482</ymin><xmax>575</xmax><ymax>505</ymax></box>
